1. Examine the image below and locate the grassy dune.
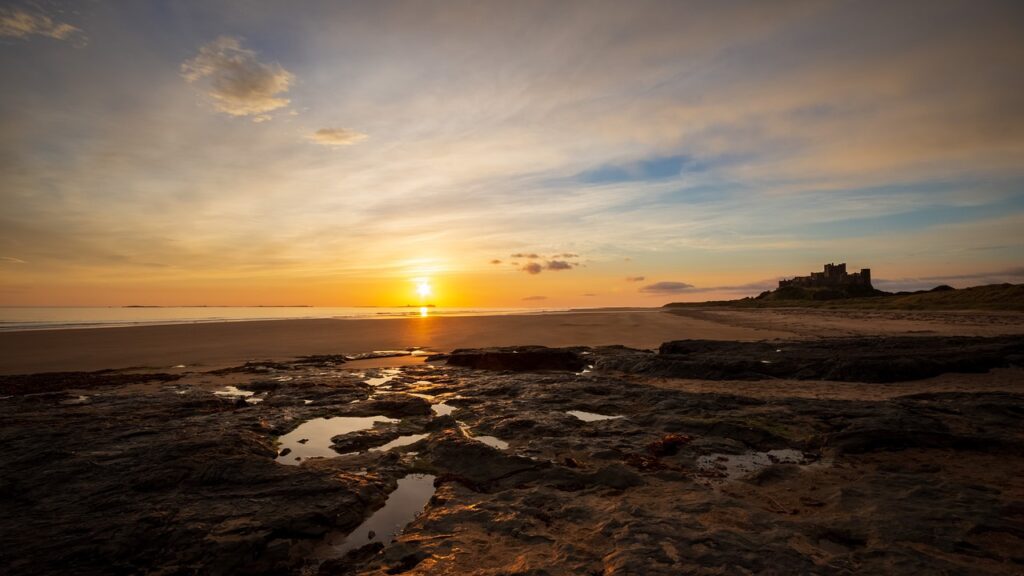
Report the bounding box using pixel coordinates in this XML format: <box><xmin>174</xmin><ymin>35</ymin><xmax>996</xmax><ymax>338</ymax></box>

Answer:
<box><xmin>665</xmin><ymin>283</ymin><xmax>1024</xmax><ymax>311</ymax></box>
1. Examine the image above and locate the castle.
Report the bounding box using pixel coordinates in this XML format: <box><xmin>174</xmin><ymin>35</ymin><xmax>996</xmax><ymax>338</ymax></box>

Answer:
<box><xmin>778</xmin><ymin>263</ymin><xmax>872</xmax><ymax>289</ymax></box>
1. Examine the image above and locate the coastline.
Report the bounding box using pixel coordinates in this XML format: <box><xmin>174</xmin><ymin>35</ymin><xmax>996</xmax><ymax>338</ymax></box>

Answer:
<box><xmin>0</xmin><ymin>309</ymin><xmax>788</xmax><ymax>374</ymax></box>
<box><xmin>4</xmin><ymin>307</ymin><xmax>1024</xmax><ymax>375</ymax></box>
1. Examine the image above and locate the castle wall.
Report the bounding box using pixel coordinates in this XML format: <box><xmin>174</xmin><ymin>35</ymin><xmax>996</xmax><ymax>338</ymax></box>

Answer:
<box><xmin>778</xmin><ymin>263</ymin><xmax>873</xmax><ymax>289</ymax></box>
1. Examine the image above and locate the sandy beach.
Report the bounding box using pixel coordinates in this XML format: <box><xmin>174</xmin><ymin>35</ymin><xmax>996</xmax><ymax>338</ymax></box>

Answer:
<box><xmin>4</xmin><ymin>308</ymin><xmax>1023</xmax><ymax>375</ymax></box>
<box><xmin>0</xmin><ymin>309</ymin><xmax>787</xmax><ymax>374</ymax></box>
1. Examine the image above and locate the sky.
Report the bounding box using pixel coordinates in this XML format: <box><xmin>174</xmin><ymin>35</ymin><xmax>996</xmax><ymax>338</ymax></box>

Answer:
<box><xmin>1</xmin><ymin>0</ymin><xmax>1023</xmax><ymax>307</ymax></box>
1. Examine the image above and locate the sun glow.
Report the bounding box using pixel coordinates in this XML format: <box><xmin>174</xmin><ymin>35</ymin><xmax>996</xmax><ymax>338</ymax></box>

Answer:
<box><xmin>415</xmin><ymin>280</ymin><xmax>432</xmax><ymax>299</ymax></box>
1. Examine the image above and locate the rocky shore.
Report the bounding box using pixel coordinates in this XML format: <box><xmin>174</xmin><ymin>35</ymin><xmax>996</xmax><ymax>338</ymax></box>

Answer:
<box><xmin>2</xmin><ymin>336</ymin><xmax>1023</xmax><ymax>575</ymax></box>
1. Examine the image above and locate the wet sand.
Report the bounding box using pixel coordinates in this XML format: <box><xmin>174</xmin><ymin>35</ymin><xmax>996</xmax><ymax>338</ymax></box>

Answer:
<box><xmin>4</xmin><ymin>307</ymin><xmax>1024</xmax><ymax>375</ymax></box>
<box><xmin>0</xmin><ymin>310</ymin><xmax>791</xmax><ymax>374</ymax></box>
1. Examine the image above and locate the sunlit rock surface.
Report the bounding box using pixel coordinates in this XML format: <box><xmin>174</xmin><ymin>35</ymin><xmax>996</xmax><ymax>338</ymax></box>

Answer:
<box><xmin>1</xmin><ymin>336</ymin><xmax>1022</xmax><ymax>575</ymax></box>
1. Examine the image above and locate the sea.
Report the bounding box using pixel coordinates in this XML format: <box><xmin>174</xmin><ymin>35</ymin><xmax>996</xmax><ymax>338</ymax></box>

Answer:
<box><xmin>0</xmin><ymin>306</ymin><xmax>567</xmax><ymax>332</ymax></box>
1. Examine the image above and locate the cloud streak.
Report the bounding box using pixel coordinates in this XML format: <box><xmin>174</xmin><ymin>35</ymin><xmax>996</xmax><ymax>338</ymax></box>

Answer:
<box><xmin>0</xmin><ymin>6</ymin><xmax>83</xmax><ymax>43</ymax></box>
<box><xmin>310</xmin><ymin>128</ymin><xmax>367</xmax><ymax>147</ymax></box>
<box><xmin>639</xmin><ymin>281</ymin><xmax>695</xmax><ymax>294</ymax></box>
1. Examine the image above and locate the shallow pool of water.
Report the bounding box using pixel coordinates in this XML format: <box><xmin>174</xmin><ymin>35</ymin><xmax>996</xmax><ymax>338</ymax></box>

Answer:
<box><xmin>567</xmin><ymin>410</ymin><xmax>623</xmax><ymax>422</ymax></box>
<box><xmin>370</xmin><ymin>433</ymin><xmax>428</xmax><ymax>452</ymax></box>
<box><xmin>363</xmin><ymin>367</ymin><xmax>402</xmax><ymax>387</ymax></box>
<box><xmin>214</xmin><ymin>385</ymin><xmax>253</xmax><ymax>398</ymax></box>
<box><xmin>471</xmin><ymin>435</ymin><xmax>509</xmax><ymax>450</ymax></box>
<box><xmin>317</xmin><ymin>473</ymin><xmax>437</xmax><ymax>557</ymax></box>
<box><xmin>275</xmin><ymin>415</ymin><xmax>398</xmax><ymax>464</ymax></box>
<box><xmin>457</xmin><ymin>422</ymin><xmax>509</xmax><ymax>450</ymax></box>
<box><xmin>214</xmin><ymin>386</ymin><xmax>263</xmax><ymax>404</ymax></box>
<box><xmin>431</xmin><ymin>402</ymin><xmax>455</xmax><ymax>416</ymax></box>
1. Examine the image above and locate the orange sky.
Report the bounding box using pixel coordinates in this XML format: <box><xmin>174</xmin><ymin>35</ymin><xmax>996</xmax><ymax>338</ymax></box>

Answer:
<box><xmin>1</xmin><ymin>2</ymin><xmax>1023</xmax><ymax>307</ymax></box>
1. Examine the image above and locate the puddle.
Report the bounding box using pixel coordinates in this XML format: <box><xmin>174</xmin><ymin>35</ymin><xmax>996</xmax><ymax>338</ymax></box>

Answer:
<box><xmin>431</xmin><ymin>402</ymin><xmax>455</xmax><ymax>417</ymax></box>
<box><xmin>364</xmin><ymin>368</ymin><xmax>402</xmax><ymax>387</ymax></box>
<box><xmin>214</xmin><ymin>386</ymin><xmax>253</xmax><ymax>399</ymax></box>
<box><xmin>575</xmin><ymin>364</ymin><xmax>595</xmax><ymax>376</ymax></box>
<box><xmin>60</xmin><ymin>395</ymin><xmax>90</xmax><ymax>405</ymax></box>
<box><xmin>316</xmin><ymin>473</ymin><xmax>437</xmax><ymax>557</ymax></box>
<box><xmin>275</xmin><ymin>416</ymin><xmax>398</xmax><ymax>464</ymax></box>
<box><xmin>567</xmin><ymin>410</ymin><xmax>622</xmax><ymax>422</ymax></box>
<box><xmin>346</xmin><ymin>350</ymin><xmax>412</xmax><ymax>360</ymax></box>
<box><xmin>696</xmin><ymin>449</ymin><xmax>813</xmax><ymax>484</ymax></box>
<box><xmin>370</xmin><ymin>434</ymin><xmax>428</xmax><ymax>452</ymax></box>
<box><xmin>469</xmin><ymin>435</ymin><xmax>508</xmax><ymax>450</ymax></box>
<box><xmin>457</xmin><ymin>421</ymin><xmax>509</xmax><ymax>450</ymax></box>
<box><xmin>214</xmin><ymin>386</ymin><xmax>264</xmax><ymax>405</ymax></box>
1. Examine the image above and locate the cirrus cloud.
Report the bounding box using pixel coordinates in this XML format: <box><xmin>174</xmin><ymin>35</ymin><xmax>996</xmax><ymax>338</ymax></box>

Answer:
<box><xmin>639</xmin><ymin>281</ymin><xmax>695</xmax><ymax>294</ymax></box>
<box><xmin>0</xmin><ymin>6</ymin><xmax>83</xmax><ymax>43</ymax></box>
<box><xmin>181</xmin><ymin>36</ymin><xmax>294</xmax><ymax>118</ymax></box>
<box><xmin>310</xmin><ymin>127</ymin><xmax>368</xmax><ymax>147</ymax></box>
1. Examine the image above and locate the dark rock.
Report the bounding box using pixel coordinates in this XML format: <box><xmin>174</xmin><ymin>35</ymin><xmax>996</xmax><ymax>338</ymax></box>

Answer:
<box><xmin>447</xmin><ymin>346</ymin><xmax>587</xmax><ymax>372</ymax></box>
<box><xmin>595</xmin><ymin>335</ymin><xmax>1024</xmax><ymax>382</ymax></box>
<box><xmin>358</xmin><ymin>394</ymin><xmax>432</xmax><ymax>417</ymax></box>
<box><xmin>317</xmin><ymin>542</ymin><xmax>385</xmax><ymax>574</ymax></box>
<box><xmin>646</xmin><ymin>433</ymin><xmax>693</xmax><ymax>457</ymax></box>
<box><xmin>0</xmin><ymin>370</ymin><xmax>181</xmax><ymax>395</ymax></box>
<box><xmin>425</xmin><ymin>432</ymin><xmax>544</xmax><ymax>487</ymax></box>
<box><xmin>589</xmin><ymin>464</ymin><xmax>644</xmax><ymax>489</ymax></box>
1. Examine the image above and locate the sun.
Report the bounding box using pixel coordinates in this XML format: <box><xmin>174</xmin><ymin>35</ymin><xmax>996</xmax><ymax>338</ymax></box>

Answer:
<box><xmin>416</xmin><ymin>280</ymin><xmax>432</xmax><ymax>299</ymax></box>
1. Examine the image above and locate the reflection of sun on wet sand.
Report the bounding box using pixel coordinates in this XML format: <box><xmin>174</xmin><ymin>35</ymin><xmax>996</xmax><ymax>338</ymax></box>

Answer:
<box><xmin>3</xmin><ymin>306</ymin><xmax>1024</xmax><ymax>375</ymax></box>
<box><xmin>0</xmin><ymin>309</ymin><xmax>792</xmax><ymax>374</ymax></box>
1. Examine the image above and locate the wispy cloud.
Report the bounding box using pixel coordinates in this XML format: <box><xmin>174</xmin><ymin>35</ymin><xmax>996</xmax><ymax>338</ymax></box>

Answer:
<box><xmin>639</xmin><ymin>281</ymin><xmax>694</xmax><ymax>294</ymax></box>
<box><xmin>0</xmin><ymin>6</ymin><xmax>84</xmax><ymax>44</ymax></box>
<box><xmin>625</xmin><ymin>276</ymin><xmax>645</xmax><ymax>282</ymax></box>
<box><xmin>522</xmin><ymin>295</ymin><xmax>547</xmax><ymax>301</ymax></box>
<box><xmin>181</xmin><ymin>36</ymin><xmax>293</xmax><ymax>118</ymax></box>
<box><xmin>3</xmin><ymin>3</ymin><xmax>1024</xmax><ymax>306</ymax></box>
<box><xmin>1</xmin><ymin>256</ymin><xmax>27</xmax><ymax>264</ymax></box>
<box><xmin>520</xmin><ymin>259</ymin><xmax>577</xmax><ymax>274</ymax></box>
<box><xmin>310</xmin><ymin>128</ymin><xmax>367</xmax><ymax>147</ymax></box>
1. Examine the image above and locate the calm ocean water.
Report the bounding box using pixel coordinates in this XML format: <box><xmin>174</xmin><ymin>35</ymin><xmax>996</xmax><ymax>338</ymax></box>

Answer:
<box><xmin>0</xmin><ymin>306</ymin><xmax>565</xmax><ymax>332</ymax></box>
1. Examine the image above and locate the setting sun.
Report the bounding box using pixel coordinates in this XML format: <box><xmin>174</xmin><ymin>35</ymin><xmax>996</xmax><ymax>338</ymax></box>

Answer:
<box><xmin>416</xmin><ymin>281</ymin><xmax>432</xmax><ymax>299</ymax></box>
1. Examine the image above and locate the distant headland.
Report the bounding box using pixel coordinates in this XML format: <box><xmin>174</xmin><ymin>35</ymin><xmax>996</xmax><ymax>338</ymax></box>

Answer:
<box><xmin>665</xmin><ymin>262</ymin><xmax>1024</xmax><ymax>310</ymax></box>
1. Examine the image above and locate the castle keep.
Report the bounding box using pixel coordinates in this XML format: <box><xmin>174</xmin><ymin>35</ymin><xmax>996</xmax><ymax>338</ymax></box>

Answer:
<box><xmin>778</xmin><ymin>263</ymin><xmax>872</xmax><ymax>289</ymax></box>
